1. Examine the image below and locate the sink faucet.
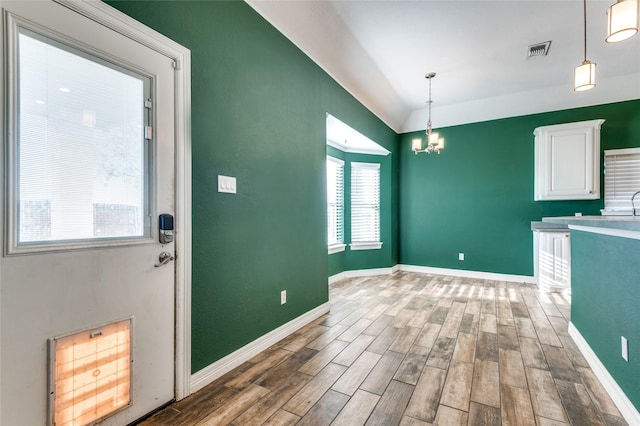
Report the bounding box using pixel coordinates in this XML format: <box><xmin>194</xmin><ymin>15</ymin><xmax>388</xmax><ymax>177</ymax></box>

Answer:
<box><xmin>633</xmin><ymin>191</ymin><xmax>640</xmax><ymax>216</ymax></box>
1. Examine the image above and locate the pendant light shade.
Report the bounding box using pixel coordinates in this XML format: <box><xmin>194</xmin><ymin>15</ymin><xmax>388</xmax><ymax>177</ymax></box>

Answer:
<box><xmin>574</xmin><ymin>60</ymin><xmax>596</xmax><ymax>91</ymax></box>
<box><xmin>606</xmin><ymin>0</ymin><xmax>639</xmax><ymax>43</ymax></box>
<box><xmin>574</xmin><ymin>0</ymin><xmax>596</xmax><ymax>91</ymax></box>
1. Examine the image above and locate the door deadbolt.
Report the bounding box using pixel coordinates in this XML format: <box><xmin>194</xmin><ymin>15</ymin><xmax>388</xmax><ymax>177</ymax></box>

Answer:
<box><xmin>159</xmin><ymin>214</ymin><xmax>174</xmax><ymax>244</ymax></box>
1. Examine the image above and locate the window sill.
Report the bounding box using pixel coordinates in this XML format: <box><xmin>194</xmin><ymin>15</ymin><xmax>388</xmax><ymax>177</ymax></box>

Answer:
<box><xmin>350</xmin><ymin>242</ymin><xmax>383</xmax><ymax>251</ymax></box>
<box><xmin>328</xmin><ymin>244</ymin><xmax>346</xmax><ymax>254</ymax></box>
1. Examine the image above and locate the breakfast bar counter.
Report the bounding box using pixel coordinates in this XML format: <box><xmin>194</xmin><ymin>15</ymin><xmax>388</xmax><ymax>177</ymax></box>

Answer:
<box><xmin>540</xmin><ymin>215</ymin><xmax>640</xmax><ymax>423</ymax></box>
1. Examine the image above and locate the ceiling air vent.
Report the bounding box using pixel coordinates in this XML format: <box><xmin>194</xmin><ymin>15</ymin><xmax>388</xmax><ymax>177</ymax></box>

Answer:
<box><xmin>527</xmin><ymin>41</ymin><xmax>551</xmax><ymax>59</ymax></box>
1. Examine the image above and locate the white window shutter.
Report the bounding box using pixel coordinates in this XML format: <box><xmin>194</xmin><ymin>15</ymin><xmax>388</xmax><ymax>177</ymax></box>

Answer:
<box><xmin>327</xmin><ymin>156</ymin><xmax>344</xmax><ymax>246</ymax></box>
<box><xmin>351</xmin><ymin>162</ymin><xmax>380</xmax><ymax>244</ymax></box>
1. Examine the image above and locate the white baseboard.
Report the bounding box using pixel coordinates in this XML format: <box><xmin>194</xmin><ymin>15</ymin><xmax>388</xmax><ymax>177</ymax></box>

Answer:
<box><xmin>190</xmin><ymin>302</ymin><xmax>330</xmax><ymax>394</ymax></box>
<box><xmin>328</xmin><ymin>265</ymin><xmax>399</xmax><ymax>284</ymax></box>
<box><xmin>328</xmin><ymin>264</ymin><xmax>534</xmax><ymax>285</ymax></box>
<box><xmin>396</xmin><ymin>264</ymin><xmax>537</xmax><ymax>284</ymax></box>
<box><xmin>568</xmin><ymin>322</ymin><xmax>640</xmax><ymax>425</ymax></box>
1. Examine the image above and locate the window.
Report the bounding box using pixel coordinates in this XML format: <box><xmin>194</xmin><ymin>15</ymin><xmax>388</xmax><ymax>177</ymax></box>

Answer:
<box><xmin>327</xmin><ymin>156</ymin><xmax>345</xmax><ymax>253</ymax></box>
<box><xmin>12</xmin><ymin>29</ymin><xmax>151</xmax><ymax>251</ymax></box>
<box><xmin>603</xmin><ymin>148</ymin><xmax>640</xmax><ymax>214</ymax></box>
<box><xmin>351</xmin><ymin>162</ymin><xmax>382</xmax><ymax>250</ymax></box>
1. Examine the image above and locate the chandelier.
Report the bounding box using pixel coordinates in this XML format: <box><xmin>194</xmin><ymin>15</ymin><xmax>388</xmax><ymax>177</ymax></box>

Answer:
<box><xmin>412</xmin><ymin>72</ymin><xmax>444</xmax><ymax>154</ymax></box>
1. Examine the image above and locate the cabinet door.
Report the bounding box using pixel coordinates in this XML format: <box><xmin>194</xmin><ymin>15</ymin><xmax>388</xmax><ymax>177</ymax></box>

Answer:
<box><xmin>534</xmin><ymin>119</ymin><xmax>604</xmax><ymax>200</ymax></box>
<box><xmin>538</xmin><ymin>232</ymin><xmax>571</xmax><ymax>291</ymax></box>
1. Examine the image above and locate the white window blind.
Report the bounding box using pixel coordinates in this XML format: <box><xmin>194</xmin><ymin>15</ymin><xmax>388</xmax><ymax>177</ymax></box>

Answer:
<box><xmin>327</xmin><ymin>156</ymin><xmax>344</xmax><ymax>248</ymax></box>
<box><xmin>16</xmin><ymin>30</ymin><xmax>150</xmax><ymax>245</ymax></box>
<box><xmin>603</xmin><ymin>148</ymin><xmax>640</xmax><ymax>213</ymax></box>
<box><xmin>351</xmin><ymin>162</ymin><xmax>381</xmax><ymax>248</ymax></box>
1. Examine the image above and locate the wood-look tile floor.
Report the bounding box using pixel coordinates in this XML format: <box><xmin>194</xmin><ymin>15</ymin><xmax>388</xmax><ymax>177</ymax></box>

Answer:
<box><xmin>141</xmin><ymin>272</ymin><xmax>627</xmax><ymax>426</ymax></box>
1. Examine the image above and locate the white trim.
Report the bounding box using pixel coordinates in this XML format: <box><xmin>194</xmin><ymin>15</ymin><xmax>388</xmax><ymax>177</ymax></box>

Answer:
<box><xmin>328</xmin><ymin>264</ymin><xmax>538</xmax><ymax>285</ymax></box>
<box><xmin>601</xmin><ymin>209</ymin><xmax>634</xmax><ymax>216</ymax></box>
<box><xmin>0</xmin><ymin>4</ymin><xmax>5</xmax><ymax>418</ymax></box>
<box><xmin>328</xmin><ymin>243</ymin><xmax>346</xmax><ymax>254</ymax></box>
<box><xmin>350</xmin><ymin>242</ymin><xmax>383</xmax><ymax>250</ymax></box>
<box><xmin>174</xmin><ymin>50</ymin><xmax>193</xmax><ymax>403</ymax></box>
<box><xmin>329</xmin><ymin>271</ymin><xmax>351</xmax><ymax>285</ymax></box>
<box><xmin>328</xmin><ymin>266</ymin><xmax>398</xmax><ymax>284</ymax></box>
<box><xmin>326</xmin><ymin>113</ymin><xmax>391</xmax><ymax>156</ymax></box>
<box><xmin>327</xmin><ymin>156</ymin><xmax>344</xmax><ymax>167</ymax></box>
<box><xmin>190</xmin><ymin>302</ymin><xmax>330</xmax><ymax>394</ymax></box>
<box><xmin>329</xmin><ymin>271</ymin><xmax>349</xmax><ymax>284</ymax></box>
<box><xmin>568</xmin><ymin>322</ymin><xmax>640</xmax><ymax>425</ymax></box>
<box><xmin>52</xmin><ymin>0</ymin><xmax>193</xmax><ymax>401</ymax></box>
<box><xmin>569</xmin><ymin>224</ymin><xmax>640</xmax><ymax>241</ymax></box>
<box><xmin>327</xmin><ymin>139</ymin><xmax>391</xmax><ymax>156</ymax></box>
<box><xmin>397</xmin><ymin>264</ymin><xmax>537</xmax><ymax>284</ymax></box>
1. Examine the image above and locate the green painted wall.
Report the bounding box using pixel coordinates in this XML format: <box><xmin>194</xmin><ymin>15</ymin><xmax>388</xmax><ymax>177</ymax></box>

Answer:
<box><xmin>107</xmin><ymin>0</ymin><xmax>398</xmax><ymax>373</ymax></box>
<box><xmin>571</xmin><ymin>230</ymin><xmax>640</xmax><ymax>410</ymax></box>
<box><xmin>328</xmin><ymin>246</ymin><xmax>346</xmax><ymax>277</ymax></box>
<box><xmin>327</xmin><ymin>147</ymin><xmax>395</xmax><ymax>277</ymax></box>
<box><xmin>399</xmin><ymin>100</ymin><xmax>640</xmax><ymax>276</ymax></box>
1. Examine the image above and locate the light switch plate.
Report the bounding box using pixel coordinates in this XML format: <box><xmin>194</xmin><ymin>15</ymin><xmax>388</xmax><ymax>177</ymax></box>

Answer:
<box><xmin>218</xmin><ymin>175</ymin><xmax>236</xmax><ymax>194</ymax></box>
<box><xmin>622</xmin><ymin>336</ymin><xmax>629</xmax><ymax>362</ymax></box>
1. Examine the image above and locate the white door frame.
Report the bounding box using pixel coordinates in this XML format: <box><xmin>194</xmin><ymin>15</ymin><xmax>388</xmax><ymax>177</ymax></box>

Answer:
<box><xmin>0</xmin><ymin>0</ymin><xmax>193</xmax><ymax>411</ymax></box>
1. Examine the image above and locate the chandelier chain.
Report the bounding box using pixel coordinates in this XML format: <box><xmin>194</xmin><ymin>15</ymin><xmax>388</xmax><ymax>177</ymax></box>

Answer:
<box><xmin>583</xmin><ymin>0</ymin><xmax>587</xmax><ymax>60</ymax></box>
<box><xmin>427</xmin><ymin>76</ymin><xmax>432</xmax><ymax>133</ymax></box>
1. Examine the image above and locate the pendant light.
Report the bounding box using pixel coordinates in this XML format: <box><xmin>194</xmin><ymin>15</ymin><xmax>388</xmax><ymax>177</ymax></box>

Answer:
<box><xmin>606</xmin><ymin>0</ymin><xmax>639</xmax><ymax>43</ymax></box>
<box><xmin>412</xmin><ymin>72</ymin><xmax>445</xmax><ymax>155</ymax></box>
<box><xmin>574</xmin><ymin>0</ymin><xmax>596</xmax><ymax>91</ymax></box>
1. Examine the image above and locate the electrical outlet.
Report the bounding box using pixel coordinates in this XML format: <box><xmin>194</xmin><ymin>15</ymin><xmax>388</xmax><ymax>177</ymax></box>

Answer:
<box><xmin>281</xmin><ymin>290</ymin><xmax>286</xmax><ymax>305</ymax></box>
<box><xmin>622</xmin><ymin>336</ymin><xmax>629</xmax><ymax>362</ymax></box>
<box><xmin>458</xmin><ymin>253</ymin><xmax>464</xmax><ymax>261</ymax></box>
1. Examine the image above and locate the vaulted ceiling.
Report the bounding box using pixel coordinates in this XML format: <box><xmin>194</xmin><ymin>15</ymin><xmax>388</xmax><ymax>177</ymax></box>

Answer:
<box><xmin>246</xmin><ymin>0</ymin><xmax>640</xmax><ymax>133</ymax></box>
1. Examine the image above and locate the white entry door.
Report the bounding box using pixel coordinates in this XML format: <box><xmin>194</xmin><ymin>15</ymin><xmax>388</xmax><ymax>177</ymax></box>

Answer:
<box><xmin>0</xmin><ymin>1</ymin><xmax>180</xmax><ymax>424</ymax></box>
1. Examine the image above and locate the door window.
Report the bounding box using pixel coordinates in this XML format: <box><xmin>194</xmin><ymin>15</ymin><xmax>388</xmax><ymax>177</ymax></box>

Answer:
<box><xmin>12</xmin><ymin>29</ymin><xmax>152</xmax><ymax>251</ymax></box>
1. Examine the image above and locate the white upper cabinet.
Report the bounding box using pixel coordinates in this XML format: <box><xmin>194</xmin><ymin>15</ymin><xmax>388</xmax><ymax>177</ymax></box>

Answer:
<box><xmin>534</xmin><ymin>119</ymin><xmax>605</xmax><ymax>201</ymax></box>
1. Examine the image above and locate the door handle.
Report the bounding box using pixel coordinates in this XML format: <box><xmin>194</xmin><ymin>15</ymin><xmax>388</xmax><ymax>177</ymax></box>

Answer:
<box><xmin>154</xmin><ymin>251</ymin><xmax>175</xmax><ymax>267</ymax></box>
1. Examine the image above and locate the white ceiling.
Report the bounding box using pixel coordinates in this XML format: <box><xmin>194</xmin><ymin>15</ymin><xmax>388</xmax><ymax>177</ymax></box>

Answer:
<box><xmin>246</xmin><ymin>0</ymin><xmax>640</xmax><ymax>133</ymax></box>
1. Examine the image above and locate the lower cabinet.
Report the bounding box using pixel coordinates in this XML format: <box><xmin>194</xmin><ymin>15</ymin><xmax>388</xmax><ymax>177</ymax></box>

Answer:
<box><xmin>533</xmin><ymin>230</ymin><xmax>571</xmax><ymax>292</ymax></box>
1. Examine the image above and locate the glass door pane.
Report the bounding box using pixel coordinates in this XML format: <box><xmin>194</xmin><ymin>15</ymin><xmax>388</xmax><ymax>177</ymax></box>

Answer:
<box><xmin>17</xmin><ymin>29</ymin><xmax>151</xmax><ymax>244</ymax></box>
